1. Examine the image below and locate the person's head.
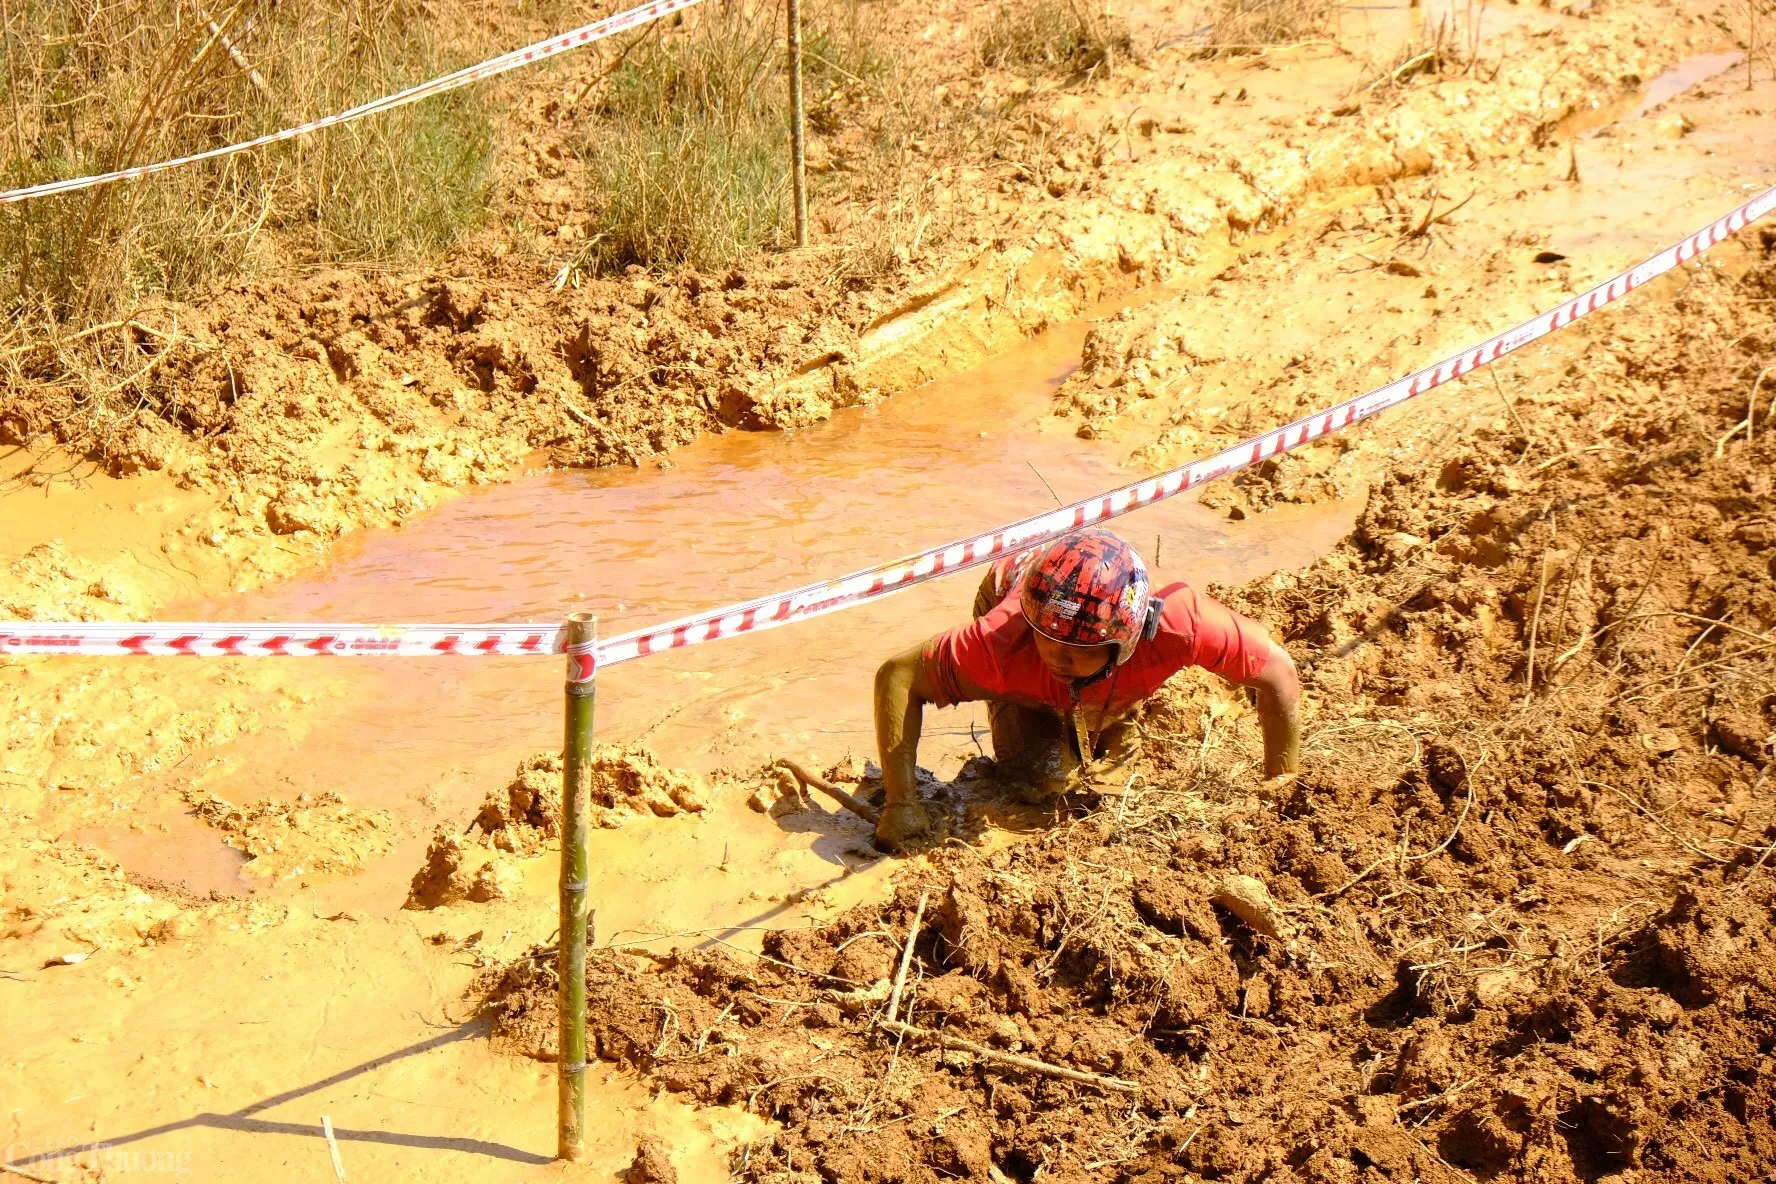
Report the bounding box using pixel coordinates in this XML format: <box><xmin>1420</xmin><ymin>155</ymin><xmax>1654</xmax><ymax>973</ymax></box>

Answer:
<box><xmin>1017</xmin><ymin>528</ymin><xmax>1154</xmax><ymax>679</ymax></box>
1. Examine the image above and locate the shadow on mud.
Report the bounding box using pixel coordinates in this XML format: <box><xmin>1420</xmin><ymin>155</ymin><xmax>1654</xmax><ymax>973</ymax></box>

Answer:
<box><xmin>14</xmin><ymin>1018</ymin><xmax>553</xmax><ymax>1170</ymax></box>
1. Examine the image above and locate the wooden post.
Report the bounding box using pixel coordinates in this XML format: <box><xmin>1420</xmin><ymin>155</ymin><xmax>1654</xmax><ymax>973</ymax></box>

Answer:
<box><xmin>557</xmin><ymin>612</ymin><xmax>597</xmax><ymax>1162</ymax></box>
<box><xmin>786</xmin><ymin>0</ymin><xmax>808</xmax><ymax>246</ymax></box>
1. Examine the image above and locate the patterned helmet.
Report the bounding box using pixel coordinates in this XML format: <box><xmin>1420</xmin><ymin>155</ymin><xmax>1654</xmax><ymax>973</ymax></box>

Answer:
<box><xmin>1018</xmin><ymin>528</ymin><xmax>1152</xmax><ymax>664</ymax></box>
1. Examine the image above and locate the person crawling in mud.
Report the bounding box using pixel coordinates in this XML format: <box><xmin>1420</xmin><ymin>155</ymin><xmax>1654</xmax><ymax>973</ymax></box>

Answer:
<box><xmin>872</xmin><ymin>527</ymin><xmax>1300</xmax><ymax>848</ymax></box>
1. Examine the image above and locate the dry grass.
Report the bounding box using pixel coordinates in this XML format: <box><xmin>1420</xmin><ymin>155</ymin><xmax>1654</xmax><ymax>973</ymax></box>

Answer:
<box><xmin>1195</xmin><ymin>0</ymin><xmax>1338</xmax><ymax>55</ymax></box>
<box><xmin>1346</xmin><ymin>0</ymin><xmax>1495</xmax><ymax>93</ymax></box>
<box><xmin>814</xmin><ymin>59</ymin><xmax>972</xmax><ymax>283</ymax></box>
<box><xmin>563</xmin><ymin>0</ymin><xmax>893</xmax><ymax>277</ymax></box>
<box><xmin>571</xmin><ymin>5</ymin><xmax>795</xmax><ymax>274</ymax></box>
<box><xmin>980</xmin><ymin>0</ymin><xmax>1132</xmax><ymax>74</ymax></box>
<box><xmin>0</xmin><ymin>0</ymin><xmax>561</xmax><ymax>323</ymax></box>
<box><xmin>560</xmin><ymin>0</ymin><xmax>997</xmax><ymax>283</ymax></box>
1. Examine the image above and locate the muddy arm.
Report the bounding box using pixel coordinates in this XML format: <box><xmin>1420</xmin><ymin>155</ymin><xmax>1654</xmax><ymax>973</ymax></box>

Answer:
<box><xmin>874</xmin><ymin>642</ymin><xmax>937</xmax><ymax>807</ymax></box>
<box><xmin>1240</xmin><ymin>639</ymin><xmax>1301</xmax><ymax>778</ymax></box>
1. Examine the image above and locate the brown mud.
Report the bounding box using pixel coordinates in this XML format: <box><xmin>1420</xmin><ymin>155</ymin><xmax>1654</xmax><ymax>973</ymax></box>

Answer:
<box><xmin>4</xmin><ymin>0</ymin><xmax>1776</xmax><ymax>1177</ymax></box>
<box><xmin>481</xmin><ymin>247</ymin><xmax>1776</xmax><ymax>1182</ymax></box>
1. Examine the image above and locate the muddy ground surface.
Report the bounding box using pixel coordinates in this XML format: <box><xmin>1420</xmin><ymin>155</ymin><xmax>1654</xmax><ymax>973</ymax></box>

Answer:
<box><xmin>483</xmin><ymin>251</ymin><xmax>1776</xmax><ymax>1182</ymax></box>
<box><xmin>3</xmin><ymin>0</ymin><xmax>1775</xmax><ymax>1177</ymax></box>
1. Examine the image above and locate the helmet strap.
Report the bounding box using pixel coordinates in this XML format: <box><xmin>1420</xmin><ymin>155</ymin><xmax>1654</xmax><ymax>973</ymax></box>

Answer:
<box><xmin>1068</xmin><ymin>661</ymin><xmax>1124</xmax><ymax>762</ymax></box>
<box><xmin>1142</xmin><ymin>596</ymin><xmax>1165</xmax><ymax>642</ymax></box>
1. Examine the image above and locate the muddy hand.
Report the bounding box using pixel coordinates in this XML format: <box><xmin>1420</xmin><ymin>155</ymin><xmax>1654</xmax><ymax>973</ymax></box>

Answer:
<box><xmin>874</xmin><ymin>798</ymin><xmax>933</xmax><ymax>850</ymax></box>
<box><xmin>1260</xmin><ymin>771</ymin><xmax>1299</xmax><ymax>802</ymax></box>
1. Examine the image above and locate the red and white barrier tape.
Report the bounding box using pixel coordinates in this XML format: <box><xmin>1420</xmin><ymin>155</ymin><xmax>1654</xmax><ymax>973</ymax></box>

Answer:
<box><xmin>3</xmin><ymin>181</ymin><xmax>1773</xmax><ymax>662</ymax></box>
<box><xmin>0</xmin><ymin>622</ymin><xmax>562</xmax><ymax>659</ymax></box>
<box><xmin>590</xmin><ymin>180</ymin><xmax>1776</xmax><ymax>666</ymax></box>
<box><xmin>0</xmin><ymin>0</ymin><xmax>706</xmax><ymax>207</ymax></box>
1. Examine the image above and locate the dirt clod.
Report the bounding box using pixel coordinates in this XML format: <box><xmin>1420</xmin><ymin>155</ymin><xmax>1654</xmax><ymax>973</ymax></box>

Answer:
<box><xmin>626</xmin><ymin>1138</ymin><xmax>677</xmax><ymax>1184</ymax></box>
<box><xmin>1210</xmin><ymin>873</ymin><xmax>1287</xmax><ymax>939</ymax></box>
<box><xmin>184</xmin><ymin>788</ymin><xmax>395</xmax><ymax>880</ymax></box>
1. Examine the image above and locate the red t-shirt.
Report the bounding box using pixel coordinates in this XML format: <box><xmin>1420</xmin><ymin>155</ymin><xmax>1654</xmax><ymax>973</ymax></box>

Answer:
<box><xmin>922</xmin><ymin>577</ymin><xmax>1273</xmax><ymax>717</ymax></box>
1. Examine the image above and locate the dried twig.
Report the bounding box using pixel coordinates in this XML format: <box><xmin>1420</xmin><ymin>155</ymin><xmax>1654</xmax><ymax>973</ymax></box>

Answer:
<box><xmin>1028</xmin><ymin>460</ymin><xmax>1063</xmax><ymax>506</ymax></box>
<box><xmin>1523</xmin><ymin>549</ymin><xmax>1551</xmax><ymax>705</ymax></box>
<box><xmin>1488</xmin><ymin>368</ymin><xmax>1531</xmax><ymax>451</ymax></box>
<box><xmin>1403</xmin><ymin>189</ymin><xmax>1473</xmax><ymax>241</ymax></box>
<box><xmin>1736</xmin><ymin>839</ymin><xmax>1776</xmax><ymax>889</ymax></box>
<box><xmin>777</xmin><ymin>759</ymin><xmax>879</xmax><ymax>824</ymax></box>
<box><xmin>322</xmin><ymin>1114</ymin><xmax>347</xmax><ymax>1181</ymax></box>
<box><xmin>1394</xmin><ymin>1076</ymin><xmax>1478</xmax><ymax>1113</ymax></box>
<box><xmin>877</xmin><ymin>1019</ymin><xmax>1141</xmax><ymax>1093</ymax></box>
<box><xmin>885</xmin><ymin>889</ymin><xmax>929</xmax><ymax>1026</ymax></box>
<box><xmin>1316</xmin><ymin>746</ymin><xmax>1480</xmax><ymax>898</ymax></box>
<box><xmin>1406</xmin><ymin>750</ymin><xmax>1480</xmax><ymax>864</ymax></box>
<box><xmin>1586</xmin><ymin>781</ymin><xmax>1731</xmax><ymax>864</ymax></box>
<box><xmin>1315</xmin><ymin>851</ymin><xmax>1396</xmax><ymax>900</ymax></box>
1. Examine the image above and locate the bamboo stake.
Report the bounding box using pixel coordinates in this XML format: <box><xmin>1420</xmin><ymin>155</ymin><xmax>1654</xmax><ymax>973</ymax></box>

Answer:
<box><xmin>558</xmin><ymin>612</ymin><xmax>598</xmax><ymax>1162</ymax></box>
<box><xmin>876</xmin><ymin>1019</ymin><xmax>1142</xmax><ymax>1093</ymax></box>
<box><xmin>786</xmin><ymin>0</ymin><xmax>808</xmax><ymax>247</ymax></box>
<box><xmin>194</xmin><ymin>3</ymin><xmax>271</xmax><ymax>96</ymax></box>
<box><xmin>1523</xmin><ymin>549</ymin><xmax>1550</xmax><ymax>706</ymax></box>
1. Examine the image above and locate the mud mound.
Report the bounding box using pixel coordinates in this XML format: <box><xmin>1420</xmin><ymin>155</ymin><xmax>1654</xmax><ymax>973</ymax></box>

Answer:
<box><xmin>584</xmin><ymin>744</ymin><xmax>708</xmax><ymax>825</ymax></box>
<box><xmin>478</xmin><ymin>255</ymin><xmax>1776</xmax><ymax>1182</ymax></box>
<box><xmin>472</xmin><ymin>752</ymin><xmax>562</xmax><ymax>853</ymax></box>
<box><xmin>476</xmin><ymin>746</ymin><xmax>707</xmax><ymax>836</ymax></box>
<box><xmin>408</xmin><ymin>746</ymin><xmax>709</xmax><ymax>908</ymax></box>
<box><xmin>627</xmin><ymin>1137</ymin><xmax>678</xmax><ymax>1184</ymax></box>
<box><xmin>0</xmin><ymin>541</ymin><xmax>142</xmax><ymax>622</ymax></box>
<box><xmin>406</xmin><ymin>828</ymin><xmax>520</xmax><ymax>909</ymax></box>
<box><xmin>483</xmin><ymin>848</ymin><xmax>1775</xmax><ymax>1183</ymax></box>
<box><xmin>183</xmin><ymin>789</ymin><xmax>395</xmax><ymax>881</ymax></box>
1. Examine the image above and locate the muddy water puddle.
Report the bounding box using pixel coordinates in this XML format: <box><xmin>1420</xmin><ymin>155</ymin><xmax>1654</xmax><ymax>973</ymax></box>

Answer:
<box><xmin>74</xmin><ymin>794</ymin><xmax>251</xmax><ymax>899</ymax></box>
<box><xmin>1560</xmin><ymin>49</ymin><xmax>1748</xmax><ymax>138</ymax></box>
<box><xmin>140</xmin><ymin>317</ymin><xmax>1359</xmax><ymax>912</ymax></box>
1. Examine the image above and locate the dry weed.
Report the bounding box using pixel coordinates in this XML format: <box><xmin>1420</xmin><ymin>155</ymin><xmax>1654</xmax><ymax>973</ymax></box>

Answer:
<box><xmin>980</xmin><ymin>0</ymin><xmax>1132</xmax><ymax>74</ymax></box>
<box><xmin>561</xmin><ymin>0</ymin><xmax>891</xmax><ymax>276</ymax></box>
<box><xmin>1195</xmin><ymin>0</ymin><xmax>1338</xmax><ymax>55</ymax></box>
<box><xmin>1348</xmin><ymin>0</ymin><xmax>1494</xmax><ymax>94</ymax></box>
<box><xmin>1734</xmin><ymin>0</ymin><xmax>1774</xmax><ymax>87</ymax></box>
<box><xmin>0</xmin><ymin>0</ymin><xmax>559</xmax><ymax>321</ymax></box>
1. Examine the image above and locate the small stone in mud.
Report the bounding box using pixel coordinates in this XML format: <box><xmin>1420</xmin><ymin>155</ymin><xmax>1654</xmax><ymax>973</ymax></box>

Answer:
<box><xmin>1639</xmin><ymin>729</ymin><xmax>1682</xmax><ymax>757</ymax></box>
<box><xmin>626</xmin><ymin>1138</ymin><xmax>676</xmax><ymax>1184</ymax></box>
<box><xmin>1211</xmin><ymin>874</ymin><xmax>1287</xmax><ymax>939</ymax></box>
